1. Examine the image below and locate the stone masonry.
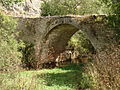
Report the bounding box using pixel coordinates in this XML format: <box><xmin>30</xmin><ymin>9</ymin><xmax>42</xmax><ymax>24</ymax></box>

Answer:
<box><xmin>16</xmin><ymin>15</ymin><xmax>115</xmax><ymax>68</ymax></box>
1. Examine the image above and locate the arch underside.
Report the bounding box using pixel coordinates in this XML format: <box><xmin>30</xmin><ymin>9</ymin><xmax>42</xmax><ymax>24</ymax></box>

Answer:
<box><xmin>43</xmin><ymin>24</ymin><xmax>79</xmax><ymax>62</ymax></box>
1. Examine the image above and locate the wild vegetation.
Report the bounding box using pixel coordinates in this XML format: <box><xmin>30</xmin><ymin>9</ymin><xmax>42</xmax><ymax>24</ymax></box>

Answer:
<box><xmin>0</xmin><ymin>13</ymin><xmax>24</xmax><ymax>72</ymax></box>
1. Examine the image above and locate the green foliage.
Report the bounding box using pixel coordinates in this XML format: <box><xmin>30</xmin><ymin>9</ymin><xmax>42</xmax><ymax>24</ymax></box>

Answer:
<box><xmin>41</xmin><ymin>0</ymin><xmax>100</xmax><ymax>16</ymax></box>
<box><xmin>41</xmin><ymin>0</ymin><xmax>68</xmax><ymax>16</ymax></box>
<box><xmin>68</xmin><ymin>31</ymin><xmax>94</xmax><ymax>54</ymax></box>
<box><xmin>0</xmin><ymin>13</ymin><xmax>24</xmax><ymax>72</ymax></box>
<box><xmin>106</xmin><ymin>15</ymin><xmax>120</xmax><ymax>44</ymax></box>
<box><xmin>99</xmin><ymin>0</ymin><xmax>120</xmax><ymax>14</ymax></box>
<box><xmin>99</xmin><ymin>0</ymin><xmax>120</xmax><ymax>43</ymax></box>
<box><xmin>41</xmin><ymin>0</ymin><xmax>120</xmax><ymax>15</ymax></box>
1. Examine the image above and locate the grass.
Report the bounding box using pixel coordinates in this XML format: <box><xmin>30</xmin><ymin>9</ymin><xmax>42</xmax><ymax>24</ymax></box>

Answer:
<box><xmin>0</xmin><ymin>64</ymin><xmax>93</xmax><ymax>90</ymax></box>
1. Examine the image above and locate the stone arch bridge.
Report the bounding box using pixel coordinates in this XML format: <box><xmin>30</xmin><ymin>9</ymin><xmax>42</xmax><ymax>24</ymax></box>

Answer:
<box><xmin>16</xmin><ymin>15</ymin><xmax>115</xmax><ymax>68</ymax></box>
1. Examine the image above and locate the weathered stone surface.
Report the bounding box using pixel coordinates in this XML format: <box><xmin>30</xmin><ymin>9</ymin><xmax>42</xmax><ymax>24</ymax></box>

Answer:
<box><xmin>16</xmin><ymin>15</ymin><xmax>116</xmax><ymax>68</ymax></box>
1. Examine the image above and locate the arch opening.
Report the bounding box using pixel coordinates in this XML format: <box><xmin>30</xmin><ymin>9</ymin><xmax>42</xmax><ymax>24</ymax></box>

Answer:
<box><xmin>42</xmin><ymin>24</ymin><xmax>95</xmax><ymax>67</ymax></box>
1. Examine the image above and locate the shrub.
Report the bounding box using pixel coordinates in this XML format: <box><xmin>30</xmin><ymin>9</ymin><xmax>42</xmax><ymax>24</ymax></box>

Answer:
<box><xmin>0</xmin><ymin>12</ymin><xmax>24</xmax><ymax>72</ymax></box>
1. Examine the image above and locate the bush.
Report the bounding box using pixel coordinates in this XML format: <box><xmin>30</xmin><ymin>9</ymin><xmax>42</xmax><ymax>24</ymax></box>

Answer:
<box><xmin>0</xmin><ymin>12</ymin><xmax>24</xmax><ymax>72</ymax></box>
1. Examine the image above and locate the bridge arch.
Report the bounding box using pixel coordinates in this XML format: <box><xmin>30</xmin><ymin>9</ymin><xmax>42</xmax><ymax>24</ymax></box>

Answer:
<box><xmin>41</xmin><ymin>21</ymin><xmax>96</xmax><ymax>63</ymax></box>
<box><xmin>16</xmin><ymin>15</ymin><xmax>113</xmax><ymax>68</ymax></box>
